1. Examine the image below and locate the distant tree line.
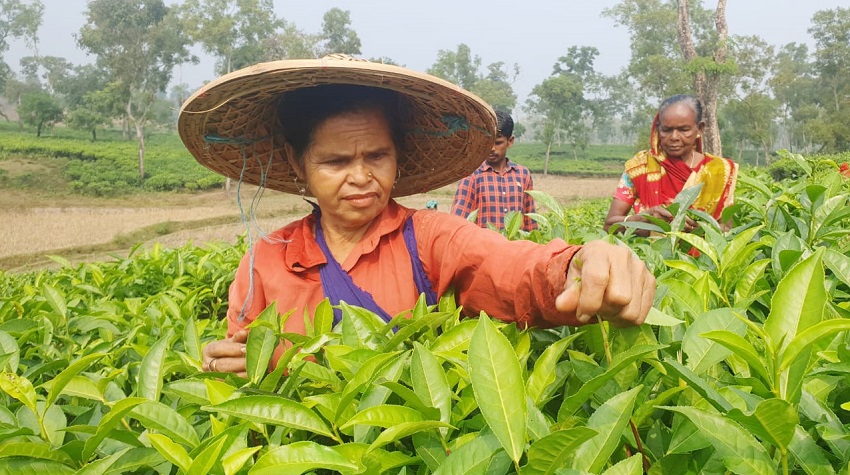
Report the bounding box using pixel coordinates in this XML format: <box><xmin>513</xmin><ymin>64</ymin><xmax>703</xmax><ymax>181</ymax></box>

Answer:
<box><xmin>1</xmin><ymin>0</ymin><xmax>848</xmax><ymax>178</ymax></box>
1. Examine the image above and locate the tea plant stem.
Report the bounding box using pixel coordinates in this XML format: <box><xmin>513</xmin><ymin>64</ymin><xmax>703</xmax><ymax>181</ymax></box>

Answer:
<box><xmin>597</xmin><ymin>315</ymin><xmax>649</xmax><ymax>471</ymax></box>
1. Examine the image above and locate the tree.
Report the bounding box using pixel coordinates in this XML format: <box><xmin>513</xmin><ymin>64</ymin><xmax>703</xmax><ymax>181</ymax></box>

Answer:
<box><xmin>603</xmin><ymin>0</ymin><xmax>736</xmax><ymax>153</ymax></box>
<box><xmin>0</xmin><ymin>0</ymin><xmax>43</xmax><ymax>89</ymax></box>
<box><xmin>428</xmin><ymin>44</ymin><xmax>481</xmax><ymax>90</ymax></box>
<box><xmin>77</xmin><ymin>0</ymin><xmax>195</xmax><ymax>180</ymax></box>
<box><xmin>428</xmin><ymin>44</ymin><xmax>518</xmax><ymax>113</ymax></box>
<box><xmin>770</xmin><ymin>43</ymin><xmax>814</xmax><ymax>152</ymax></box>
<box><xmin>262</xmin><ymin>20</ymin><xmax>321</xmax><ymax>60</ymax></box>
<box><xmin>676</xmin><ymin>0</ymin><xmax>733</xmax><ymax>156</ymax></box>
<box><xmin>67</xmin><ymin>106</ymin><xmax>108</xmax><ymax>141</ymax></box>
<box><xmin>805</xmin><ymin>7</ymin><xmax>850</xmax><ymax>152</ymax></box>
<box><xmin>18</xmin><ymin>90</ymin><xmax>61</xmax><ymax>136</ymax></box>
<box><xmin>321</xmin><ymin>8</ymin><xmax>361</xmax><ymax>55</ymax></box>
<box><xmin>18</xmin><ymin>55</ymin><xmax>70</xmax><ymax>94</ymax></box>
<box><xmin>721</xmin><ymin>93</ymin><xmax>778</xmax><ymax>165</ymax></box>
<box><xmin>470</xmin><ymin>61</ymin><xmax>518</xmax><ymax>113</ymax></box>
<box><xmin>526</xmin><ymin>46</ymin><xmax>609</xmax><ymax>172</ymax></box>
<box><xmin>179</xmin><ymin>0</ymin><xmax>280</xmax><ymax>76</ymax></box>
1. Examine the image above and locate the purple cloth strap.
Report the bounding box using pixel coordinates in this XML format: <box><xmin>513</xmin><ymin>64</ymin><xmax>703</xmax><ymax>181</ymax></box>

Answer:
<box><xmin>312</xmin><ymin>207</ymin><xmax>437</xmax><ymax>325</ymax></box>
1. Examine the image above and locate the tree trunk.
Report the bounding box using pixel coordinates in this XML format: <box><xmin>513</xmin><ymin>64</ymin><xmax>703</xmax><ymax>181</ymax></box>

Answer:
<box><xmin>37</xmin><ymin>120</ymin><xmax>43</xmax><ymax>137</ymax></box>
<box><xmin>92</xmin><ymin>128</ymin><xmax>97</xmax><ymax>141</ymax></box>
<box><xmin>543</xmin><ymin>139</ymin><xmax>551</xmax><ymax>176</ymax></box>
<box><xmin>127</xmin><ymin>99</ymin><xmax>146</xmax><ymax>180</ymax></box>
<box><xmin>677</xmin><ymin>0</ymin><xmax>728</xmax><ymax>157</ymax></box>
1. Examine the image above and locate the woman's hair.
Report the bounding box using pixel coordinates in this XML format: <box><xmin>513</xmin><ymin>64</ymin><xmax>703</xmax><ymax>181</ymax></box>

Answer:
<box><xmin>657</xmin><ymin>94</ymin><xmax>703</xmax><ymax>123</ymax></box>
<box><xmin>277</xmin><ymin>84</ymin><xmax>408</xmax><ymax>163</ymax></box>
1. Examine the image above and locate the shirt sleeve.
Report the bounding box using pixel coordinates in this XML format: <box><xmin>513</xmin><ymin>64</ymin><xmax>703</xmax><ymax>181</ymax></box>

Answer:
<box><xmin>413</xmin><ymin>211</ymin><xmax>583</xmax><ymax>328</ymax></box>
<box><xmin>522</xmin><ymin>171</ymin><xmax>538</xmax><ymax>231</ymax></box>
<box><xmin>450</xmin><ymin>176</ymin><xmax>476</xmax><ymax>218</ymax></box>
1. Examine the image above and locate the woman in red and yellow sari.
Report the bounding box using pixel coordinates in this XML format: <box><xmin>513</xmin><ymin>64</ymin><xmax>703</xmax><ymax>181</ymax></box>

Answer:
<box><xmin>604</xmin><ymin>94</ymin><xmax>738</xmax><ymax>235</ymax></box>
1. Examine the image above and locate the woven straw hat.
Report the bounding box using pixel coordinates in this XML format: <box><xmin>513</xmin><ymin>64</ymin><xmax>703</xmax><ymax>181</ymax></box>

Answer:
<box><xmin>178</xmin><ymin>55</ymin><xmax>496</xmax><ymax>197</ymax></box>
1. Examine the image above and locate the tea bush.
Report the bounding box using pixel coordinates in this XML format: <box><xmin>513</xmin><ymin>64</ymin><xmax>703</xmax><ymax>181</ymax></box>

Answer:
<box><xmin>1</xmin><ymin>150</ymin><xmax>849</xmax><ymax>474</ymax></box>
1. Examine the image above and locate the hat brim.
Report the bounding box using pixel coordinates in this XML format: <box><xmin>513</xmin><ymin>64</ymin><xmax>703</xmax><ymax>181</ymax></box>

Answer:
<box><xmin>178</xmin><ymin>57</ymin><xmax>496</xmax><ymax>197</ymax></box>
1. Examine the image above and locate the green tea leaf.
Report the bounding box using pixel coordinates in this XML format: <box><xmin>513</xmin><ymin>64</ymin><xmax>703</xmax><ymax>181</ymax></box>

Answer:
<box><xmin>526</xmin><ymin>332</ymin><xmax>581</xmax><ymax>406</ymax></box>
<box><xmin>765</xmin><ymin>248</ymin><xmax>826</xmax><ymax>403</ymax></box>
<box><xmin>662</xmin><ymin>358</ymin><xmax>732</xmax><ymax>413</ymax></box>
<box><xmin>250</xmin><ymin>441</ymin><xmax>359</xmax><ymax>475</ymax></box>
<box><xmin>341</xmin><ymin>404</ymin><xmax>426</xmax><ymax>430</ymax></box>
<box><xmin>203</xmin><ymin>395</ymin><xmax>335</xmax><ymax>440</ymax></box>
<box><xmin>601</xmin><ymin>454</ymin><xmax>643</xmax><ymax>475</ymax></box>
<box><xmin>568</xmin><ymin>387</ymin><xmax>641</xmax><ymax>473</ymax></box>
<box><xmin>186</xmin><ymin>436</ymin><xmax>228</xmax><ymax>475</ymax></box>
<box><xmin>683</xmin><ymin>308</ymin><xmax>746</xmax><ymax>375</ymax></box>
<box><xmin>137</xmin><ymin>331</ymin><xmax>173</xmax><ymax>401</ymax></box>
<box><xmin>433</xmin><ymin>431</ymin><xmax>503</xmax><ymax>475</ymax></box>
<box><xmin>560</xmin><ymin>345</ymin><xmax>662</xmax><ymax>419</ymax></box>
<box><xmin>44</xmin><ymin>353</ymin><xmax>106</xmax><ymax>409</ymax></box>
<box><xmin>701</xmin><ymin>330</ymin><xmax>771</xmax><ymax>386</ymax></box>
<box><xmin>643</xmin><ymin>307</ymin><xmax>684</xmax><ymax>327</ymax></box>
<box><xmin>146</xmin><ymin>433</ymin><xmax>192</xmax><ymax>473</ymax></box>
<box><xmin>131</xmin><ymin>400</ymin><xmax>201</xmax><ymax>448</ymax></box>
<box><xmin>469</xmin><ymin>315</ymin><xmax>527</xmax><ymax>463</ymax></box>
<box><xmin>0</xmin><ymin>441</ymin><xmax>75</xmax><ymax>465</ymax></box>
<box><xmin>522</xmin><ymin>428</ymin><xmax>596</xmax><ymax>475</ymax></box>
<box><xmin>663</xmin><ymin>406</ymin><xmax>777</xmax><ymax>475</ymax></box>
<box><xmin>182</xmin><ymin>316</ymin><xmax>203</xmax><ymax>365</ymax></box>
<box><xmin>411</xmin><ymin>342</ymin><xmax>452</xmax><ymax>431</ymax></box>
<box><xmin>246</xmin><ymin>303</ymin><xmax>280</xmax><ymax>385</ymax></box>
<box><xmin>787</xmin><ymin>425</ymin><xmax>836</xmax><ymax>475</ymax></box>
<box><xmin>0</xmin><ymin>372</ymin><xmax>37</xmax><ymax>415</ymax></box>
<box><xmin>779</xmin><ymin>318</ymin><xmax>850</xmax><ymax>372</ymax></box>
<box><xmin>728</xmin><ymin>398</ymin><xmax>798</xmax><ymax>449</ymax></box>
<box><xmin>82</xmin><ymin>397</ymin><xmax>148</xmax><ymax>462</ymax></box>
<box><xmin>221</xmin><ymin>447</ymin><xmax>262</xmax><ymax>475</ymax></box>
<box><xmin>367</xmin><ymin>421</ymin><xmax>454</xmax><ymax>453</ymax></box>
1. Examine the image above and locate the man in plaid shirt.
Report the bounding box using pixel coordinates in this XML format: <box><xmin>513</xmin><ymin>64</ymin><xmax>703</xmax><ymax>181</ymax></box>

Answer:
<box><xmin>451</xmin><ymin>110</ymin><xmax>537</xmax><ymax>231</ymax></box>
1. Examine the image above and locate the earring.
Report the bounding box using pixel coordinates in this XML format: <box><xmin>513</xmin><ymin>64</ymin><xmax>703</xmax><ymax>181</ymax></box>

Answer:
<box><xmin>294</xmin><ymin>176</ymin><xmax>305</xmax><ymax>196</ymax></box>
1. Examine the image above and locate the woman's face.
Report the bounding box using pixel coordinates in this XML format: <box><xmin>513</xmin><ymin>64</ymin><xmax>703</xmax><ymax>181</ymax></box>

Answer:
<box><xmin>300</xmin><ymin>108</ymin><xmax>398</xmax><ymax>232</ymax></box>
<box><xmin>657</xmin><ymin>103</ymin><xmax>703</xmax><ymax>160</ymax></box>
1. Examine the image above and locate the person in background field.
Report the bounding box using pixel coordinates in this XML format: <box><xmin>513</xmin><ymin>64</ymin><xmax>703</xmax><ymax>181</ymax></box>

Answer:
<box><xmin>179</xmin><ymin>56</ymin><xmax>655</xmax><ymax>376</ymax></box>
<box><xmin>451</xmin><ymin>110</ymin><xmax>538</xmax><ymax>231</ymax></box>
<box><xmin>603</xmin><ymin>94</ymin><xmax>738</xmax><ymax>235</ymax></box>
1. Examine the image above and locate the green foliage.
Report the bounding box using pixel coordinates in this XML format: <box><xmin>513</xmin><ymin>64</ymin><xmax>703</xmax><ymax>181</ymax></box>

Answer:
<box><xmin>2</xmin><ymin>150</ymin><xmax>850</xmax><ymax>473</ymax></box>
<box><xmin>510</xmin><ymin>142</ymin><xmax>631</xmax><ymax>178</ymax></box>
<box><xmin>17</xmin><ymin>91</ymin><xmax>63</xmax><ymax>137</ymax></box>
<box><xmin>0</xmin><ymin>126</ymin><xmax>224</xmax><ymax>195</ymax></box>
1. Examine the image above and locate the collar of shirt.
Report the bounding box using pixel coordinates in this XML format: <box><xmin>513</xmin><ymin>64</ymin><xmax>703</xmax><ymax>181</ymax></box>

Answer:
<box><xmin>481</xmin><ymin>158</ymin><xmax>519</xmax><ymax>173</ymax></box>
<box><xmin>280</xmin><ymin>199</ymin><xmax>412</xmax><ymax>272</ymax></box>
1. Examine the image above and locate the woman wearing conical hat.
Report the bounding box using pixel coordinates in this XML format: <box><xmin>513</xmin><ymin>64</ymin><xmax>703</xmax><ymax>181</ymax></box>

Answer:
<box><xmin>179</xmin><ymin>55</ymin><xmax>655</xmax><ymax>375</ymax></box>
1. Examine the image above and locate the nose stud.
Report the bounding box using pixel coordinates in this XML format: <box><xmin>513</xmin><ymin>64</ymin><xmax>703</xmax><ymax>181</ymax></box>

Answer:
<box><xmin>367</xmin><ymin>172</ymin><xmax>373</xmax><ymax>178</ymax></box>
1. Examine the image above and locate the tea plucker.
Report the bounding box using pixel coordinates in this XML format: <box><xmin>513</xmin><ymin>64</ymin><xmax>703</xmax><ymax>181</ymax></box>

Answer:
<box><xmin>177</xmin><ymin>55</ymin><xmax>656</xmax><ymax>375</ymax></box>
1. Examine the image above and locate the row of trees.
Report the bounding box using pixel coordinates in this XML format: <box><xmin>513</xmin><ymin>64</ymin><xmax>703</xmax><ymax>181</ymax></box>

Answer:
<box><xmin>1</xmin><ymin>0</ymin><xmax>848</xmax><ymax>178</ymax></box>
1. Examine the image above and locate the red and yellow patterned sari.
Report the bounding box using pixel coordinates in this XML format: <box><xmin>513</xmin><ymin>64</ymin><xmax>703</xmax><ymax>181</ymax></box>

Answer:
<box><xmin>614</xmin><ymin>121</ymin><xmax>738</xmax><ymax>220</ymax></box>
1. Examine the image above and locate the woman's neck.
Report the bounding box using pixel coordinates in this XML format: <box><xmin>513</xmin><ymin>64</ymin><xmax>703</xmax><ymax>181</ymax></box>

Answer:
<box><xmin>319</xmin><ymin>218</ymin><xmax>372</xmax><ymax>264</ymax></box>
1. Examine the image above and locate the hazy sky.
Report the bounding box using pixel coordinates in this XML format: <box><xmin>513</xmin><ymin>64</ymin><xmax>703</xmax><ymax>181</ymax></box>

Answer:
<box><xmin>6</xmin><ymin>0</ymin><xmax>846</xmax><ymax>113</ymax></box>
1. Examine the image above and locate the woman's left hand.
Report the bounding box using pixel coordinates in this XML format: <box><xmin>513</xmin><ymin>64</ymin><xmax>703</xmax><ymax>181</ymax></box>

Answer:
<box><xmin>203</xmin><ymin>328</ymin><xmax>249</xmax><ymax>377</ymax></box>
<box><xmin>555</xmin><ymin>241</ymin><xmax>655</xmax><ymax>327</ymax></box>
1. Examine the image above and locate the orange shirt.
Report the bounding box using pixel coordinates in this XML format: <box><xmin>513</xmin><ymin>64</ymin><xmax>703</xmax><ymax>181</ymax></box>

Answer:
<box><xmin>227</xmin><ymin>200</ymin><xmax>582</xmax><ymax>340</ymax></box>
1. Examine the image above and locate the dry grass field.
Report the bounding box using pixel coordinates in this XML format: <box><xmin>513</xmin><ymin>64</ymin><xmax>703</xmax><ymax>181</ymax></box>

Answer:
<box><xmin>0</xmin><ymin>175</ymin><xmax>618</xmax><ymax>271</ymax></box>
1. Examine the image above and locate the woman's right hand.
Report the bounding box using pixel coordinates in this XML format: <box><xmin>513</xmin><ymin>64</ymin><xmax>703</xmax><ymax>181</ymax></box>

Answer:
<box><xmin>203</xmin><ymin>328</ymin><xmax>248</xmax><ymax>377</ymax></box>
<box><xmin>642</xmin><ymin>205</ymin><xmax>698</xmax><ymax>232</ymax></box>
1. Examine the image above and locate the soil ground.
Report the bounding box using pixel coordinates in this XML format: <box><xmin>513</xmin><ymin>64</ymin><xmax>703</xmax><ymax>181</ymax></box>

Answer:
<box><xmin>0</xmin><ymin>175</ymin><xmax>618</xmax><ymax>272</ymax></box>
